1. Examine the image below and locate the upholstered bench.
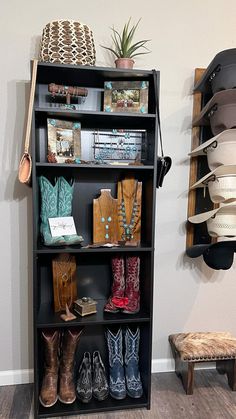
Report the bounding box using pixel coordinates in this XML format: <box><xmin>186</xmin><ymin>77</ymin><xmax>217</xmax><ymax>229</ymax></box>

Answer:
<box><xmin>169</xmin><ymin>332</ymin><xmax>236</xmax><ymax>395</ymax></box>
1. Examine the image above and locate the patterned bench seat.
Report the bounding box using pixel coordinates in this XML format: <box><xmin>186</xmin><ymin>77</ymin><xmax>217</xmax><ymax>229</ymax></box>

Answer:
<box><xmin>169</xmin><ymin>332</ymin><xmax>236</xmax><ymax>394</ymax></box>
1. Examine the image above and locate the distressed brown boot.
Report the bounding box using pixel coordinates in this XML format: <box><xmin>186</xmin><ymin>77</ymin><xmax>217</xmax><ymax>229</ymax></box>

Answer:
<box><xmin>58</xmin><ymin>328</ymin><xmax>83</xmax><ymax>404</ymax></box>
<box><xmin>39</xmin><ymin>329</ymin><xmax>60</xmax><ymax>407</ymax></box>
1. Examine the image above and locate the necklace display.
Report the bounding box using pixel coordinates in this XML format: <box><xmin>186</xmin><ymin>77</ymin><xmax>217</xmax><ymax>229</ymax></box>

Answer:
<box><xmin>52</xmin><ymin>254</ymin><xmax>78</xmax><ymax>319</ymax></box>
<box><xmin>98</xmin><ymin>198</ymin><xmax>112</xmax><ymax>240</ymax></box>
<box><xmin>55</xmin><ymin>256</ymin><xmax>73</xmax><ymax>310</ymax></box>
<box><xmin>119</xmin><ymin>180</ymin><xmax>139</xmax><ymax>241</ymax></box>
<box><xmin>93</xmin><ymin>189</ymin><xmax>118</xmax><ymax>244</ymax></box>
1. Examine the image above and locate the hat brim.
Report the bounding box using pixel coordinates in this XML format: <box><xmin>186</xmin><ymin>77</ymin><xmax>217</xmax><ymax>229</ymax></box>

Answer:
<box><xmin>192</xmin><ymin>89</ymin><xmax>236</xmax><ymax>127</ymax></box>
<box><xmin>190</xmin><ymin>164</ymin><xmax>236</xmax><ymax>189</ymax></box>
<box><xmin>189</xmin><ymin>129</ymin><xmax>236</xmax><ymax>156</ymax></box>
<box><xmin>187</xmin><ymin>240</ymin><xmax>236</xmax><ymax>269</ymax></box>
<box><xmin>194</xmin><ymin>49</ymin><xmax>236</xmax><ymax>93</ymax></box>
<box><xmin>188</xmin><ymin>202</ymin><xmax>236</xmax><ymax>224</ymax></box>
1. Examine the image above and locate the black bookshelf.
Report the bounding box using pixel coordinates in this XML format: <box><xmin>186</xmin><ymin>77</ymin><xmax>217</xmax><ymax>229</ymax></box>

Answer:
<box><xmin>32</xmin><ymin>62</ymin><xmax>159</xmax><ymax>418</ymax></box>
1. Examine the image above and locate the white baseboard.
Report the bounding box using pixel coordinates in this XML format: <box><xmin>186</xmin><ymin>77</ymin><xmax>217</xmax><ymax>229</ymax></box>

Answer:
<box><xmin>152</xmin><ymin>358</ymin><xmax>175</xmax><ymax>372</ymax></box>
<box><xmin>0</xmin><ymin>369</ymin><xmax>34</xmax><ymax>386</ymax></box>
<box><xmin>152</xmin><ymin>358</ymin><xmax>215</xmax><ymax>373</ymax></box>
<box><xmin>0</xmin><ymin>361</ymin><xmax>216</xmax><ymax>386</ymax></box>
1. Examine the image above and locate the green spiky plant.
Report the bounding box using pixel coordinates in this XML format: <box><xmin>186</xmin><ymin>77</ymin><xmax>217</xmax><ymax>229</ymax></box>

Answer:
<box><xmin>102</xmin><ymin>18</ymin><xmax>150</xmax><ymax>60</ymax></box>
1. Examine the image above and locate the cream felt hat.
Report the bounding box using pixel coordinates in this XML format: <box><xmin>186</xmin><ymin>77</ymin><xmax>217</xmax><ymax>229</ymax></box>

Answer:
<box><xmin>188</xmin><ymin>203</ymin><xmax>236</xmax><ymax>237</ymax></box>
<box><xmin>190</xmin><ymin>164</ymin><xmax>236</xmax><ymax>203</ymax></box>
<box><xmin>192</xmin><ymin>89</ymin><xmax>236</xmax><ymax>136</ymax></box>
<box><xmin>189</xmin><ymin>129</ymin><xmax>236</xmax><ymax>170</ymax></box>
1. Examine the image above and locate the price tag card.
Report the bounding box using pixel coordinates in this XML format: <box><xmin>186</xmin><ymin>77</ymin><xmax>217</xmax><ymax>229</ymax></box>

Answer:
<box><xmin>49</xmin><ymin>216</ymin><xmax>77</xmax><ymax>237</ymax></box>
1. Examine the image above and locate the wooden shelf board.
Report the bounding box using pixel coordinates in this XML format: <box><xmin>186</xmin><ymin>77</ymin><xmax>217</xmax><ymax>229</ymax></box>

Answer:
<box><xmin>35</xmin><ymin>244</ymin><xmax>153</xmax><ymax>254</ymax></box>
<box><xmin>36</xmin><ymin>162</ymin><xmax>154</xmax><ymax>170</ymax></box>
<box><xmin>37</xmin><ymin>299</ymin><xmax>150</xmax><ymax>328</ymax></box>
<box><xmin>37</xmin><ymin>394</ymin><xmax>148</xmax><ymax>418</ymax></box>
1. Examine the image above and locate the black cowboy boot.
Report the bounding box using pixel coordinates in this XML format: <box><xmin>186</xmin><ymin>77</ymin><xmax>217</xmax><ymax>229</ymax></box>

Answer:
<box><xmin>76</xmin><ymin>352</ymin><xmax>92</xmax><ymax>403</ymax></box>
<box><xmin>92</xmin><ymin>350</ymin><xmax>109</xmax><ymax>401</ymax></box>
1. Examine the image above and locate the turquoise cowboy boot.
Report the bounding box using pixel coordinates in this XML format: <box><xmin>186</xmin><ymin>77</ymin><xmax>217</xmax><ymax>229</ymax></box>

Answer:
<box><xmin>58</xmin><ymin>177</ymin><xmax>84</xmax><ymax>245</ymax></box>
<box><xmin>39</xmin><ymin>176</ymin><xmax>65</xmax><ymax>246</ymax></box>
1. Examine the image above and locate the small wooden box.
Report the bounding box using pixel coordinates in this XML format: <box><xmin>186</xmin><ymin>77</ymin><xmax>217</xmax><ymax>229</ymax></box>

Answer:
<box><xmin>74</xmin><ymin>297</ymin><xmax>97</xmax><ymax>316</ymax></box>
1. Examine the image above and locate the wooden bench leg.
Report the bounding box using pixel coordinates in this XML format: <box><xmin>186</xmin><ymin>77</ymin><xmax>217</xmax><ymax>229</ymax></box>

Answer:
<box><xmin>216</xmin><ymin>359</ymin><xmax>236</xmax><ymax>391</ymax></box>
<box><xmin>175</xmin><ymin>355</ymin><xmax>195</xmax><ymax>395</ymax></box>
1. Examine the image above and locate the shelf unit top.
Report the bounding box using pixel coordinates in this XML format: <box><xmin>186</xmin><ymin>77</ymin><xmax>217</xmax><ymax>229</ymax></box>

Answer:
<box><xmin>36</xmin><ymin>61</ymin><xmax>158</xmax><ymax>87</ymax></box>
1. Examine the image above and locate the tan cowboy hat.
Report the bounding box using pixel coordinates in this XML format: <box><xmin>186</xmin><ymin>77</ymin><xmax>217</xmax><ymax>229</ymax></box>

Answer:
<box><xmin>189</xmin><ymin>129</ymin><xmax>236</xmax><ymax>170</ymax></box>
<box><xmin>190</xmin><ymin>164</ymin><xmax>236</xmax><ymax>203</ymax></box>
<box><xmin>192</xmin><ymin>89</ymin><xmax>236</xmax><ymax>135</ymax></box>
<box><xmin>188</xmin><ymin>203</ymin><xmax>236</xmax><ymax>237</ymax></box>
<box><xmin>194</xmin><ymin>48</ymin><xmax>236</xmax><ymax>94</ymax></box>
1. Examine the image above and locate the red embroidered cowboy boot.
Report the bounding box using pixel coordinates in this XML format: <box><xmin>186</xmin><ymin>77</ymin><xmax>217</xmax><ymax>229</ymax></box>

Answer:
<box><xmin>123</xmin><ymin>256</ymin><xmax>140</xmax><ymax>314</ymax></box>
<box><xmin>104</xmin><ymin>256</ymin><xmax>126</xmax><ymax>313</ymax></box>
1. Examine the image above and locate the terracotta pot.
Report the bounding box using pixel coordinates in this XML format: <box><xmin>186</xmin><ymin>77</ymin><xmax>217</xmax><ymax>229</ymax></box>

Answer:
<box><xmin>115</xmin><ymin>58</ymin><xmax>134</xmax><ymax>69</ymax></box>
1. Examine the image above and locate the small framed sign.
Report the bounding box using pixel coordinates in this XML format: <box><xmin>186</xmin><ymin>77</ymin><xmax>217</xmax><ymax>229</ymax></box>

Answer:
<box><xmin>49</xmin><ymin>216</ymin><xmax>77</xmax><ymax>237</ymax></box>
<box><xmin>103</xmin><ymin>81</ymin><xmax>149</xmax><ymax>114</ymax></box>
<box><xmin>47</xmin><ymin>119</ymin><xmax>81</xmax><ymax>163</ymax></box>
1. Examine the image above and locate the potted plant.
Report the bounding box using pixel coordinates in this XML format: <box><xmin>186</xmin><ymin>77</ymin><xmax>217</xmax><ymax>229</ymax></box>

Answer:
<box><xmin>102</xmin><ymin>18</ymin><xmax>150</xmax><ymax>69</ymax></box>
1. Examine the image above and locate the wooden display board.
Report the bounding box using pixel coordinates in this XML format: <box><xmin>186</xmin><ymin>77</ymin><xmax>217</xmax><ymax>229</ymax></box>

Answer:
<box><xmin>93</xmin><ymin>189</ymin><xmax>118</xmax><ymax>244</ymax></box>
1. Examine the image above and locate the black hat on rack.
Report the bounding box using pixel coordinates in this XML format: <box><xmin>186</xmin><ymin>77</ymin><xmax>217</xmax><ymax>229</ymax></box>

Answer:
<box><xmin>194</xmin><ymin>48</ymin><xmax>236</xmax><ymax>94</ymax></box>
<box><xmin>186</xmin><ymin>241</ymin><xmax>236</xmax><ymax>270</ymax></box>
<box><xmin>192</xmin><ymin>89</ymin><xmax>236</xmax><ymax>135</ymax></box>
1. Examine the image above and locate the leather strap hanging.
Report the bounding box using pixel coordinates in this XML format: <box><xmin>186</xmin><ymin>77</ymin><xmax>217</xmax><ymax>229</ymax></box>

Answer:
<box><xmin>18</xmin><ymin>59</ymin><xmax>38</xmax><ymax>186</ymax></box>
<box><xmin>153</xmin><ymin>69</ymin><xmax>172</xmax><ymax>188</ymax></box>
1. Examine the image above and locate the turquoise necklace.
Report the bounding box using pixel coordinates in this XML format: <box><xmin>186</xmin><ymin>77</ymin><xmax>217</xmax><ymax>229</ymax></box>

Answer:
<box><xmin>119</xmin><ymin>181</ymin><xmax>139</xmax><ymax>241</ymax></box>
<box><xmin>98</xmin><ymin>198</ymin><xmax>112</xmax><ymax>240</ymax></box>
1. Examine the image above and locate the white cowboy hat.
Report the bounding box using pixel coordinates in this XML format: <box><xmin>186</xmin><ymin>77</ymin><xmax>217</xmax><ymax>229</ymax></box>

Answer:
<box><xmin>189</xmin><ymin>129</ymin><xmax>236</xmax><ymax>170</ymax></box>
<box><xmin>190</xmin><ymin>164</ymin><xmax>236</xmax><ymax>203</ymax></box>
<box><xmin>188</xmin><ymin>203</ymin><xmax>236</xmax><ymax>237</ymax></box>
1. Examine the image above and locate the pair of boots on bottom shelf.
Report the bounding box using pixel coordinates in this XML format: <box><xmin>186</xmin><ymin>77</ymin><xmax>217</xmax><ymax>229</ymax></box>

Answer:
<box><xmin>105</xmin><ymin>256</ymin><xmax>140</xmax><ymax>314</ymax></box>
<box><xmin>76</xmin><ymin>351</ymin><xmax>109</xmax><ymax>403</ymax></box>
<box><xmin>39</xmin><ymin>176</ymin><xmax>83</xmax><ymax>246</ymax></box>
<box><xmin>106</xmin><ymin>326</ymin><xmax>143</xmax><ymax>400</ymax></box>
<box><xmin>39</xmin><ymin>328</ymin><xmax>82</xmax><ymax>408</ymax></box>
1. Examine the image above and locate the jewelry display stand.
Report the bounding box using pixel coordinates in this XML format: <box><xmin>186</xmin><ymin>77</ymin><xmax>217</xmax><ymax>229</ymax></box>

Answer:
<box><xmin>117</xmin><ymin>177</ymin><xmax>142</xmax><ymax>245</ymax></box>
<box><xmin>52</xmin><ymin>253</ymin><xmax>78</xmax><ymax>312</ymax></box>
<box><xmin>93</xmin><ymin>189</ymin><xmax>118</xmax><ymax>243</ymax></box>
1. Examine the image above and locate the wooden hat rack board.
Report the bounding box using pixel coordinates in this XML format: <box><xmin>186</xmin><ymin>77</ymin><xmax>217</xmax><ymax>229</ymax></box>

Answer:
<box><xmin>186</xmin><ymin>49</ymin><xmax>236</xmax><ymax>270</ymax></box>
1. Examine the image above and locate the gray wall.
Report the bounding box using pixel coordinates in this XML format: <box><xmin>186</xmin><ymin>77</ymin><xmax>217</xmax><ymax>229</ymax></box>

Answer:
<box><xmin>1</xmin><ymin>0</ymin><xmax>236</xmax><ymax>381</ymax></box>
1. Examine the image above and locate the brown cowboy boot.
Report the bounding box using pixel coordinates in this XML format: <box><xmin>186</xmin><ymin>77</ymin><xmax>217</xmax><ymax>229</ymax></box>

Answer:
<box><xmin>39</xmin><ymin>329</ymin><xmax>60</xmax><ymax>407</ymax></box>
<box><xmin>58</xmin><ymin>328</ymin><xmax>83</xmax><ymax>404</ymax></box>
<box><xmin>104</xmin><ymin>256</ymin><xmax>125</xmax><ymax>313</ymax></box>
<box><xmin>123</xmin><ymin>256</ymin><xmax>140</xmax><ymax>314</ymax></box>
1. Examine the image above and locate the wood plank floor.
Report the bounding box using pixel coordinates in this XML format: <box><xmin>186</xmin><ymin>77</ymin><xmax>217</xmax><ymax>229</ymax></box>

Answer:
<box><xmin>0</xmin><ymin>371</ymin><xmax>236</xmax><ymax>418</ymax></box>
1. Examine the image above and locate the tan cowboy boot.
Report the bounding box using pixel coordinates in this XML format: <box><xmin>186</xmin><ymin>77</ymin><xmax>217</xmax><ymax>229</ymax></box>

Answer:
<box><xmin>39</xmin><ymin>329</ymin><xmax>60</xmax><ymax>407</ymax></box>
<box><xmin>58</xmin><ymin>328</ymin><xmax>83</xmax><ymax>404</ymax></box>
